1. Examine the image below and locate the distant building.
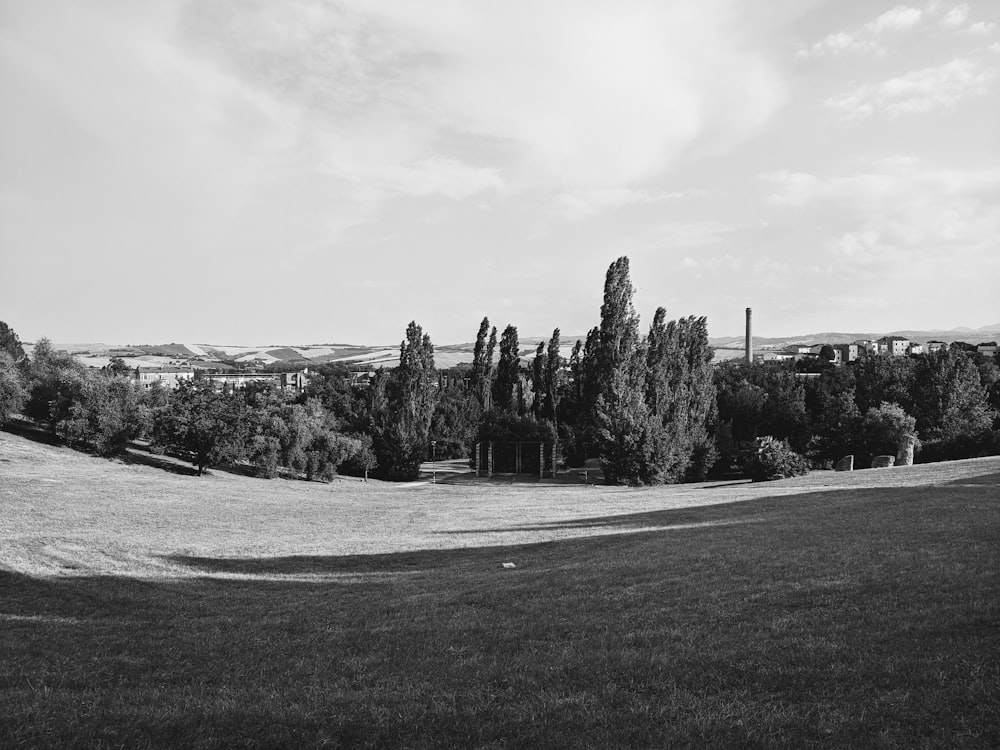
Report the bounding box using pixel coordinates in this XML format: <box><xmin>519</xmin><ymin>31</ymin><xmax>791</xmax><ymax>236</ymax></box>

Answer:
<box><xmin>133</xmin><ymin>367</ymin><xmax>195</xmax><ymax>390</ymax></box>
<box><xmin>978</xmin><ymin>343</ymin><xmax>998</xmax><ymax>358</ymax></box>
<box><xmin>833</xmin><ymin>343</ymin><xmax>860</xmax><ymax>363</ymax></box>
<box><xmin>806</xmin><ymin>344</ymin><xmax>842</xmax><ymax>363</ymax></box>
<box><xmin>926</xmin><ymin>340</ymin><xmax>946</xmax><ymax>354</ymax></box>
<box><xmin>907</xmin><ymin>342</ymin><xmax>925</xmax><ymax>355</ymax></box>
<box><xmin>877</xmin><ymin>336</ymin><xmax>910</xmax><ymax>357</ymax></box>
<box><xmin>758</xmin><ymin>350</ymin><xmax>796</xmax><ymax>363</ymax></box>
<box><xmin>853</xmin><ymin>339</ymin><xmax>877</xmax><ymax>357</ymax></box>
<box><xmin>202</xmin><ymin>371</ymin><xmax>308</xmax><ymax>393</ymax></box>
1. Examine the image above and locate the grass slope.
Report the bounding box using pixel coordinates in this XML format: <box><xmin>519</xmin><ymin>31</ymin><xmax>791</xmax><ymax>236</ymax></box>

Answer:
<box><xmin>1</xmin><ymin>432</ymin><xmax>999</xmax><ymax>748</ymax></box>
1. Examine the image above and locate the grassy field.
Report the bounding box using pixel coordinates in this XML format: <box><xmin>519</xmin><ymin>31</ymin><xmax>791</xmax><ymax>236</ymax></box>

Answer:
<box><xmin>2</xmin><ymin>430</ymin><xmax>999</xmax><ymax>748</ymax></box>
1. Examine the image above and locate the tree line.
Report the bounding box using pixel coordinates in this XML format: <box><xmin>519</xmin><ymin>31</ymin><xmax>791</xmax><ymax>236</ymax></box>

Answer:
<box><xmin>714</xmin><ymin>345</ymin><xmax>1000</xmax><ymax>473</ymax></box>
<box><xmin>2</xmin><ymin>259</ymin><xmax>998</xmax><ymax>484</ymax></box>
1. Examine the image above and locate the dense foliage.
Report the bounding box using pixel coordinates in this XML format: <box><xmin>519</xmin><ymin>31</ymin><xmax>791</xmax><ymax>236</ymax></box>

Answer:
<box><xmin>713</xmin><ymin>348</ymin><xmax>998</xmax><ymax>476</ymax></box>
<box><xmin>3</xmin><ymin>281</ymin><xmax>999</xmax><ymax>485</ymax></box>
<box><xmin>748</xmin><ymin>436</ymin><xmax>809</xmax><ymax>482</ymax></box>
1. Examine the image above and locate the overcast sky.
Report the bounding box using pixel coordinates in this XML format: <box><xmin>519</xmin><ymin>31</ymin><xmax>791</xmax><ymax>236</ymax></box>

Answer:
<box><xmin>1</xmin><ymin>0</ymin><xmax>998</xmax><ymax>346</ymax></box>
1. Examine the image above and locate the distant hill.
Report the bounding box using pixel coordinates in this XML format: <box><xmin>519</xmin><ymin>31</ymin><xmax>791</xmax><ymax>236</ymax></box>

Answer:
<box><xmin>32</xmin><ymin>323</ymin><xmax>999</xmax><ymax>372</ymax></box>
<box><xmin>710</xmin><ymin>327</ymin><xmax>1000</xmax><ymax>350</ymax></box>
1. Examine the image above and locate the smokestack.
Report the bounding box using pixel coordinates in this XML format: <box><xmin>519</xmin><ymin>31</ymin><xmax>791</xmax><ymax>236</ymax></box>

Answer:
<box><xmin>745</xmin><ymin>307</ymin><xmax>753</xmax><ymax>365</ymax></box>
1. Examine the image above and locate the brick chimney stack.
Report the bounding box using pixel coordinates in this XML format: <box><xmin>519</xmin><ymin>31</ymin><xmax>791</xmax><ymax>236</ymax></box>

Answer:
<box><xmin>745</xmin><ymin>307</ymin><xmax>753</xmax><ymax>365</ymax></box>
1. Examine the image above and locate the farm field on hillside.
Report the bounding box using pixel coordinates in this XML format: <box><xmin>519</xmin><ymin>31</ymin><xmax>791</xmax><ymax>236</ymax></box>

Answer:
<box><xmin>2</xmin><ymin>430</ymin><xmax>999</xmax><ymax>748</ymax></box>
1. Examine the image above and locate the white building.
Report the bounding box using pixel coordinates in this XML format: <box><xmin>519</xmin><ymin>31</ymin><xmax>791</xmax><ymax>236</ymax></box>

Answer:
<box><xmin>133</xmin><ymin>368</ymin><xmax>195</xmax><ymax>389</ymax></box>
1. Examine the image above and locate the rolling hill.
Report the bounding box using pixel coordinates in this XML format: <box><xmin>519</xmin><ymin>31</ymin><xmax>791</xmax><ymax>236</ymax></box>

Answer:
<box><xmin>27</xmin><ymin>323</ymin><xmax>1000</xmax><ymax>373</ymax></box>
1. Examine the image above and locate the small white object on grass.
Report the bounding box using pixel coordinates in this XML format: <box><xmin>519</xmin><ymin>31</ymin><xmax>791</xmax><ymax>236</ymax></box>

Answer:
<box><xmin>501</xmin><ymin>562</ymin><xmax>516</xmax><ymax>569</ymax></box>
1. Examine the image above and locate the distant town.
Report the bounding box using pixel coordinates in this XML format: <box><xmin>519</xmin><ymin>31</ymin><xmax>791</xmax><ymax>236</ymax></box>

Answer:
<box><xmin>29</xmin><ymin>326</ymin><xmax>1000</xmax><ymax>393</ymax></box>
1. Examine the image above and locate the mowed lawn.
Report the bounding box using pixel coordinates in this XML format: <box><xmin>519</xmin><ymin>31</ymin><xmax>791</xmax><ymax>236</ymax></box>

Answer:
<box><xmin>1</xmin><ymin>432</ymin><xmax>999</xmax><ymax>748</ymax></box>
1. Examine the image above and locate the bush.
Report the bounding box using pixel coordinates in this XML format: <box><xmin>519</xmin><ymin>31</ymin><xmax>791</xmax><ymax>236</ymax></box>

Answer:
<box><xmin>748</xmin><ymin>436</ymin><xmax>809</xmax><ymax>482</ymax></box>
<box><xmin>917</xmin><ymin>431</ymin><xmax>1000</xmax><ymax>463</ymax></box>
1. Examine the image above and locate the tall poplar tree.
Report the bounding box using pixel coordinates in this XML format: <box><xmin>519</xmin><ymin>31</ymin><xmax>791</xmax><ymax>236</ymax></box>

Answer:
<box><xmin>573</xmin><ymin>326</ymin><xmax>603</xmax><ymax>461</ymax></box>
<box><xmin>492</xmin><ymin>325</ymin><xmax>520</xmax><ymax>414</ymax></box>
<box><xmin>675</xmin><ymin>315</ymin><xmax>718</xmax><ymax>480</ymax></box>
<box><xmin>371</xmin><ymin>321</ymin><xmax>438</xmax><ymax>480</ymax></box>
<box><xmin>470</xmin><ymin>316</ymin><xmax>497</xmax><ymax>411</ymax></box>
<box><xmin>396</xmin><ymin>321</ymin><xmax>437</xmax><ymax>438</ymax></box>
<box><xmin>531</xmin><ymin>341</ymin><xmax>546</xmax><ymax>418</ymax></box>
<box><xmin>592</xmin><ymin>257</ymin><xmax>664</xmax><ymax>483</ymax></box>
<box><xmin>544</xmin><ymin>328</ymin><xmax>562</xmax><ymax>421</ymax></box>
<box><xmin>596</xmin><ymin>257</ymin><xmax>639</xmax><ymax>396</ymax></box>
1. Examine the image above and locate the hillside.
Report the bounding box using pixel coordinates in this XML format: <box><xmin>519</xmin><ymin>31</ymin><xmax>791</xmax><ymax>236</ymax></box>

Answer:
<box><xmin>2</xmin><ymin>429</ymin><xmax>999</xmax><ymax>748</ymax></box>
<box><xmin>2</xmin><ymin>429</ymin><xmax>999</xmax><ymax>578</ymax></box>
<box><xmin>709</xmin><ymin>326</ymin><xmax>1000</xmax><ymax>350</ymax></box>
<box><xmin>24</xmin><ymin>322</ymin><xmax>1000</xmax><ymax>372</ymax></box>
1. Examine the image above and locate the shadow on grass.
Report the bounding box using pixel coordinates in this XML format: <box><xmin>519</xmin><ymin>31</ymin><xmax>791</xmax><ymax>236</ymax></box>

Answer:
<box><xmin>3</xmin><ymin>474</ymin><xmax>999</xmax><ymax>750</ymax></box>
<box><xmin>118</xmin><ymin>449</ymin><xmax>201</xmax><ymax>476</ymax></box>
<box><xmin>159</xmin><ymin>471</ymin><xmax>1000</xmax><ymax>577</ymax></box>
<box><xmin>452</xmin><ymin>468</ymin><xmax>1000</xmax><ymax>535</ymax></box>
<box><xmin>1</xmin><ymin>418</ymin><xmax>61</xmax><ymax>445</ymax></box>
<box><xmin>162</xmin><ymin>537</ymin><xmax>595</xmax><ymax>577</ymax></box>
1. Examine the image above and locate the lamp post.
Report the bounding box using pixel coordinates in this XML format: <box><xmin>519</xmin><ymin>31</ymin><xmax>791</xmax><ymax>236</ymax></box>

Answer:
<box><xmin>431</xmin><ymin>440</ymin><xmax>437</xmax><ymax>484</ymax></box>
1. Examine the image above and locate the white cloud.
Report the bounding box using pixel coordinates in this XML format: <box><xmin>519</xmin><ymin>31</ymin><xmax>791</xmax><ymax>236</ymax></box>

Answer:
<box><xmin>676</xmin><ymin>251</ymin><xmax>744</xmax><ymax>275</ymax></box>
<box><xmin>759</xmin><ymin>171</ymin><xmax>822</xmax><ymax>206</ymax></box>
<box><xmin>797</xmin><ymin>32</ymin><xmax>883</xmax><ymax>59</ymax></box>
<box><xmin>555</xmin><ymin>188</ymin><xmax>698</xmax><ymax>220</ymax></box>
<box><xmin>828</xmin><ymin>232</ymin><xmax>883</xmax><ymax>266</ymax></box>
<box><xmin>176</xmin><ymin>0</ymin><xmax>784</xmax><ymax>195</ymax></box>
<box><xmin>366</xmin><ymin>158</ymin><xmax>505</xmax><ymax>201</ymax></box>
<box><xmin>659</xmin><ymin>222</ymin><xmax>733</xmax><ymax>248</ymax></box>
<box><xmin>967</xmin><ymin>21</ymin><xmax>995</xmax><ymax>34</ymax></box>
<box><xmin>752</xmin><ymin>158</ymin><xmax>1000</xmax><ymax>328</ymax></box>
<box><xmin>825</xmin><ymin>58</ymin><xmax>995</xmax><ymax>119</ymax></box>
<box><xmin>941</xmin><ymin>4</ymin><xmax>970</xmax><ymax>27</ymax></box>
<box><xmin>798</xmin><ymin>4</ymin><xmax>922</xmax><ymax>58</ymax></box>
<box><xmin>761</xmin><ymin>159</ymin><xmax>1000</xmax><ymax>273</ymax></box>
<box><xmin>865</xmin><ymin>6</ymin><xmax>923</xmax><ymax>33</ymax></box>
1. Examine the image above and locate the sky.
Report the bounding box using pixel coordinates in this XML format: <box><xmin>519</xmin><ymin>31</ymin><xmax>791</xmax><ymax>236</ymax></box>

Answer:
<box><xmin>1</xmin><ymin>0</ymin><xmax>998</xmax><ymax>346</ymax></box>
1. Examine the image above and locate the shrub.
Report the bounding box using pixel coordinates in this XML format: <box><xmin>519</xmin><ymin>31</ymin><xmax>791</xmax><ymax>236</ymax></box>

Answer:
<box><xmin>917</xmin><ymin>430</ymin><xmax>1000</xmax><ymax>463</ymax></box>
<box><xmin>748</xmin><ymin>436</ymin><xmax>809</xmax><ymax>482</ymax></box>
<box><xmin>859</xmin><ymin>402</ymin><xmax>919</xmax><ymax>468</ymax></box>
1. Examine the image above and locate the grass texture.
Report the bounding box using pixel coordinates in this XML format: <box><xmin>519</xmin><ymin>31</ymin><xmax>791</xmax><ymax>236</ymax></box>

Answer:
<box><xmin>1</xmin><ymin>431</ymin><xmax>999</xmax><ymax>748</ymax></box>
